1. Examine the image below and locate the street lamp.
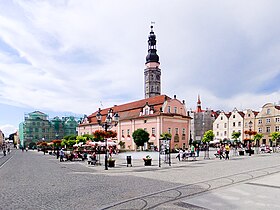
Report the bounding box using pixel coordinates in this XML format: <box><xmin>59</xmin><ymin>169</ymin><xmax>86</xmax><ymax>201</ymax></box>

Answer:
<box><xmin>248</xmin><ymin>121</ymin><xmax>253</xmax><ymax>156</ymax></box>
<box><xmin>96</xmin><ymin>108</ymin><xmax>119</xmax><ymax>170</ymax></box>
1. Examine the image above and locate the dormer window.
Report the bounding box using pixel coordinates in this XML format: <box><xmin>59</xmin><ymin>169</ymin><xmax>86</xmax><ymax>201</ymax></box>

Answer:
<box><xmin>145</xmin><ymin>108</ymin><xmax>149</xmax><ymax>115</ymax></box>
<box><xmin>168</xmin><ymin>106</ymin><xmax>171</xmax><ymax>113</ymax></box>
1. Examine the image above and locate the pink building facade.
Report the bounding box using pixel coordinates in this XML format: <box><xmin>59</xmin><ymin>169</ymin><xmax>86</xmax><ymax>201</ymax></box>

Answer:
<box><xmin>78</xmin><ymin>95</ymin><xmax>191</xmax><ymax>150</ymax></box>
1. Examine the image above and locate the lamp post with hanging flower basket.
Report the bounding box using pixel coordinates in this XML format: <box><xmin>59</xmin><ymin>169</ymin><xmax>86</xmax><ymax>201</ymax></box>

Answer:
<box><xmin>96</xmin><ymin>108</ymin><xmax>119</xmax><ymax>170</ymax></box>
<box><xmin>244</xmin><ymin>121</ymin><xmax>257</xmax><ymax>156</ymax></box>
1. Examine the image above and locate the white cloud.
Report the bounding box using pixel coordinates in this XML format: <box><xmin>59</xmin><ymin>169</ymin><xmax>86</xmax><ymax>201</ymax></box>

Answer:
<box><xmin>0</xmin><ymin>0</ymin><xmax>279</xmax><ymax>123</ymax></box>
<box><xmin>0</xmin><ymin>124</ymin><xmax>17</xmax><ymax>137</ymax></box>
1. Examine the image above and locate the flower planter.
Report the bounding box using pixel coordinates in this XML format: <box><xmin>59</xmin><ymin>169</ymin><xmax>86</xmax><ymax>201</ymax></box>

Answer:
<box><xmin>108</xmin><ymin>160</ymin><xmax>115</xmax><ymax>167</ymax></box>
<box><xmin>143</xmin><ymin>158</ymin><xmax>152</xmax><ymax>166</ymax></box>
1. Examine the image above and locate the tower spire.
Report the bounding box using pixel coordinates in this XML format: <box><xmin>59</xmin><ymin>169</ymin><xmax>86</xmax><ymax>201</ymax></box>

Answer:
<box><xmin>146</xmin><ymin>24</ymin><xmax>159</xmax><ymax>64</ymax></box>
<box><xmin>197</xmin><ymin>94</ymin><xmax>202</xmax><ymax>112</ymax></box>
<box><xmin>144</xmin><ymin>24</ymin><xmax>161</xmax><ymax>98</ymax></box>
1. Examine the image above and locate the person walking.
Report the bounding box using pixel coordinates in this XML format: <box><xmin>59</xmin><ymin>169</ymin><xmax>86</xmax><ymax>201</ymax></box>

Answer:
<box><xmin>176</xmin><ymin>149</ymin><xmax>183</xmax><ymax>161</ymax></box>
<box><xmin>3</xmin><ymin>146</ymin><xmax>6</xmax><ymax>156</ymax></box>
<box><xmin>196</xmin><ymin>144</ymin><xmax>200</xmax><ymax>157</ymax></box>
<box><xmin>225</xmin><ymin>144</ymin><xmax>230</xmax><ymax>160</ymax></box>
<box><xmin>219</xmin><ymin>144</ymin><xmax>225</xmax><ymax>160</ymax></box>
<box><xmin>59</xmin><ymin>149</ymin><xmax>64</xmax><ymax>162</ymax></box>
<box><xmin>190</xmin><ymin>144</ymin><xmax>195</xmax><ymax>157</ymax></box>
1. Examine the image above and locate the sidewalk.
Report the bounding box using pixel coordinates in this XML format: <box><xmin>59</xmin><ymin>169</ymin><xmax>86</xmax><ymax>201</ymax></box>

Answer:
<box><xmin>81</xmin><ymin>150</ymin><xmax>254</xmax><ymax>173</ymax></box>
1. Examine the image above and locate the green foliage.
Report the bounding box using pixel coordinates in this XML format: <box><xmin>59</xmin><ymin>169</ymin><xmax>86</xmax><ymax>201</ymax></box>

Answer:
<box><xmin>231</xmin><ymin>132</ymin><xmax>241</xmax><ymax>140</ymax></box>
<box><xmin>63</xmin><ymin>134</ymin><xmax>77</xmax><ymax>140</ymax></box>
<box><xmin>202</xmin><ymin>130</ymin><xmax>215</xmax><ymax>143</ymax></box>
<box><xmin>68</xmin><ymin>140</ymin><xmax>76</xmax><ymax>147</ymax></box>
<box><xmin>82</xmin><ymin>134</ymin><xmax>94</xmax><ymax>140</ymax></box>
<box><xmin>253</xmin><ymin>133</ymin><xmax>264</xmax><ymax>142</ymax></box>
<box><xmin>61</xmin><ymin>139</ymin><xmax>69</xmax><ymax>147</ymax></box>
<box><xmin>76</xmin><ymin>136</ymin><xmax>86</xmax><ymax>144</ymax></box>
<box><xmin>132</xmin><ymin>129</ymin><xmax>150</xmax><ymax>147</ymax></box>
<box><xmin>271</xmin><ymin>132</ymin><xmax>280</xmax><ymax>142</ymax></box>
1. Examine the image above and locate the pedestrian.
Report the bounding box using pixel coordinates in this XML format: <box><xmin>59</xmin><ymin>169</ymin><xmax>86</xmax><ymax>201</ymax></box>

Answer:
<box><xmin>190</xmin><ymin>144</ymin><xmax>195</xmax><ymax>157</ymax></box>
<box><xmin>7</xmin><ymin>147</ymin><xmax>10</xmax><ymax>154</ymax></box>
<box><xmin>3</xmin><ymin>147</ymin><xmax>6</xmax><ymax>156</ymax></box>
<box><xmin>225</xmin><ymin>144</ymin><xmax>230</xmax><ymax>160</ymax></box>
<box><xmin>219</xmin><ymin>144</ymin><xmax>225</xmax><ymax>160</ymax></box>
<box><xmin>59</xmin><ymin>149</ymin><xmax>64</xmax><ymax>162</ymax></box>
<box><xmin>196</xmin><ymin>144</ymin><xmax>200</xmax><ymax>157</ymax></box>
<box><xmin>176</xmin><ymin>149</ymin><xmax>183</xmax><ymax>161</ymax></box>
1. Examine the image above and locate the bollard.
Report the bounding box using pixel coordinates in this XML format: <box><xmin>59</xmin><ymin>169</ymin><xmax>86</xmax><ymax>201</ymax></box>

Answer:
<box><xmin>126</xmin><ymin>156</ymin><xmax>132</xmax><ymax>167</ymax></box>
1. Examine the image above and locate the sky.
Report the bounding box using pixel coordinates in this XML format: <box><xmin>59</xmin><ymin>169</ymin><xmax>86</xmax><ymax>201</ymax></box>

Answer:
<box><xmin>0</xmin><ymin>0</ymin><xmax>280</xmax><ymax>136</ymax></box>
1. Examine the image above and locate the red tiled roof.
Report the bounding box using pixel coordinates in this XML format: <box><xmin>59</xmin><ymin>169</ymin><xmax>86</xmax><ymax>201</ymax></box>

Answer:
<box><xmin>86</xmin><ymin>95</ymin><xmax>171</xmax><ymax>124</ymax></box>
<box><xmin>253</xmin><ymin>111</ymin><xmax>259</xmax><ymax>116</ymax></box>
<box><xmin>276</xmin><ymin>106</ymin><xmax>280</xmax><ymax>110</ymax></box>
<box><xmin>238</xmin><ymin>111</ymin><xmax>245</xmax><ymax>118</ymax></box>
<box><xmin>225</xmin><ymin>112</ymin><xmax>231</xmax><ymax>118</ymax></box>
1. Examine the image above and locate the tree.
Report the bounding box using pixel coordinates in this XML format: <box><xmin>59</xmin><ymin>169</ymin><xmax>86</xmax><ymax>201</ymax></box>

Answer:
<box><xmin>132</xmin><ymin>129</ymin><xmax>150</xmax><ymax>147</ymax></box>
<box><xmin>270</xmin><ymin>132</ymin><xmax>280</xmax><ymax>151</ymax></box>
<box><xmin>202</xmin><ymin>130</ymin><xmax>215</xmax><ymax>144</ymax></box>
<box><xmin>67</xmin><ymin>140</ymin><xmax>76</xmax><ymax>148</ymax></box>
<box><xmin>231</xmin><ymin>132</ymin><xmax>241</xmax><ymax>142</ymax></box>
<box><xmin>202</xmin><ymin>130</ymin><xmax>214</xmax><ymax>159</ymax></box>
<box><xmin>63</xmin><ymin>134</ymin><xmax>77</xmax><ymax>140</ymax></box>
<box><xmin>82</xmin><ymin>134</ymin><xmax>94</xmax><ymax>140</ymax></box>
<box><xmin>76</xmin><ymin>136</ymin><xmax>86</xmax><ymax>144</ymax></box>
<box><xmin>253</xmin><ymin>133</ymin><xmax>263</xmax><ymax>147</ymax></box>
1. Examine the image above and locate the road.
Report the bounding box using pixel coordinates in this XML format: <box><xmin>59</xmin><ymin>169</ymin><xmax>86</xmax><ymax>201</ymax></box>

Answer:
<box><xmin>1</xmin><ymin>149</ymin><xmax>280</xmax><ymax>209</ymax></box>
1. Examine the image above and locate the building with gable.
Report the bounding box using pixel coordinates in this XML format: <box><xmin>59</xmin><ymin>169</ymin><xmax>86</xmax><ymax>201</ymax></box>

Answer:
<box><xmin>213</xmin><ymin>111</ymin><xmax>231</xmax><ymax>141</ymax></box>
<box><xmin>189</xmin><ymin>95</ymin><xmax>217</xmax><ymax>143</ymax></box>
<box><xmin>0</xmin><ymin>129</ymin><xmax>4</xmax><ymax>146</ymax></box>
<box><xmin>256</xmin><ymin>103</ymin><xmax>280</xmax><ymax>145</ymax></box>
<box><xmin>228</xmin><ymin>108</ymin><xmax>245</xmax><ymax>140</ymax></box>
<box><xmin>78</xmin><ymin>26</ymin><xmax>191</xmax><ymax>150</ymax></box>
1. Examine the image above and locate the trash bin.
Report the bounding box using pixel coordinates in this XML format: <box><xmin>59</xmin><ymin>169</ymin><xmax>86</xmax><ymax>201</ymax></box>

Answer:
<box><xmin>126</xmin><ymin>156</ymin><xmax>132</xmax><ymax>167</ymax></box>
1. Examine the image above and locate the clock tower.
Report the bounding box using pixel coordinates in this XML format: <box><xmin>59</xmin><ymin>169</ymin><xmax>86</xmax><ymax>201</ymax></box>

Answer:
<box><xmin>144</xmin><ymin>25</ymin><xmax>161</xmax><ymax>99</ymax></box>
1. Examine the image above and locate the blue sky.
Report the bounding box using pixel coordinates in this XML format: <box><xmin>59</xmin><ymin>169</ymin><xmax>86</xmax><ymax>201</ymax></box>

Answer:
<box><xmin>0</xmin><ymin>0</ymin><xmax>280</xmax><ymax>136</ymax></box>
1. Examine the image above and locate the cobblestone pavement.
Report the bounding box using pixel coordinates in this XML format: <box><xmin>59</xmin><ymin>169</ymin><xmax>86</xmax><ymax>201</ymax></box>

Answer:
<box><xmin>1</xmin><ymin>149</ymin><xmax>280</xmax><ymax>209</ymax></box>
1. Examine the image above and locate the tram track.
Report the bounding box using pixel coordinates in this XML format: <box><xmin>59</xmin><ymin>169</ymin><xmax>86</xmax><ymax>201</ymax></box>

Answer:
<box><xmin>101</xmin><ymin>164</ymin><xmax>280</xmax><ymax>210</ymax></box>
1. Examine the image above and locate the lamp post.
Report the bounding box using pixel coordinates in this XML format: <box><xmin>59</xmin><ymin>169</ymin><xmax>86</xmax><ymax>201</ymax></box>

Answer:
<box><xmin>55</xmin><ymin>133</ymin><xmax>59</xmax><ymax>159</ymax></box>
<box><xmin>96</xmin><ymin>108</ymin><xmax>119</xmax><ymax>170</ymax></box>
<box><xmin>248</xmin><ymin>121</ymin><xmax>253</xmax><ymax>156</ymax></box>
